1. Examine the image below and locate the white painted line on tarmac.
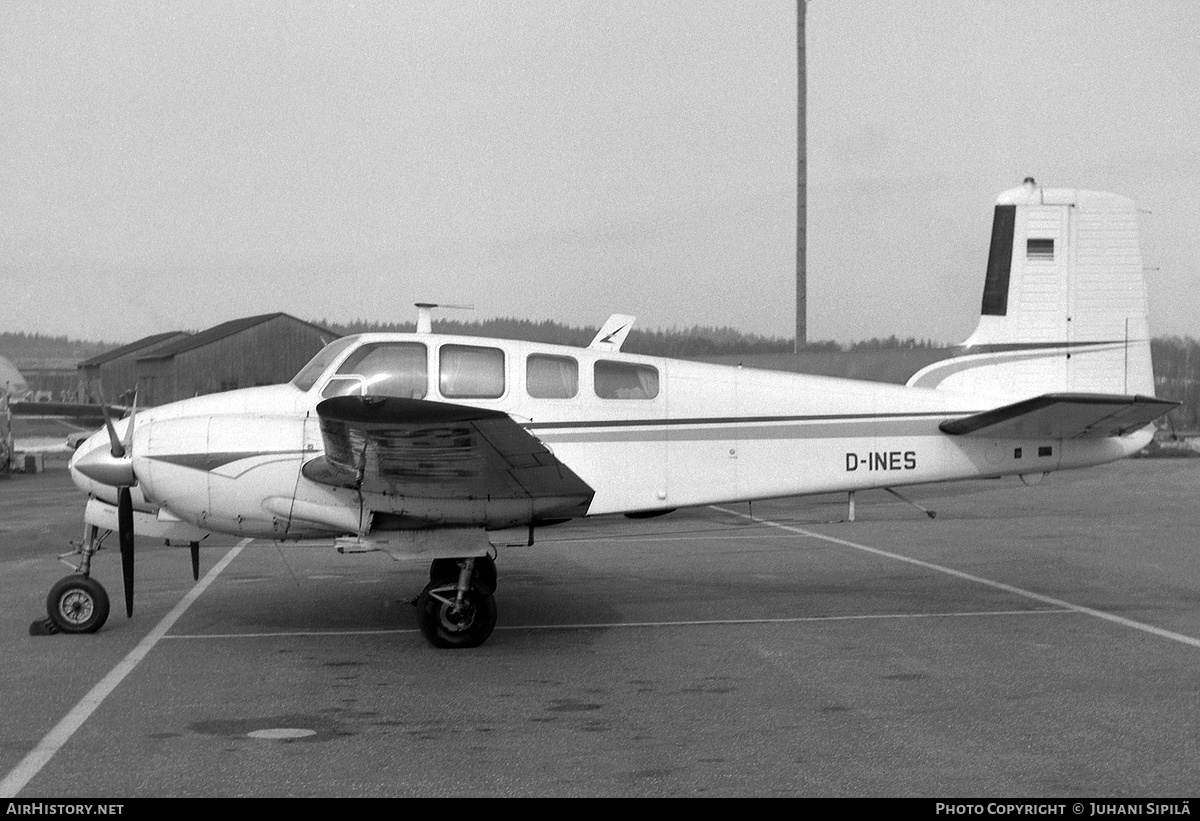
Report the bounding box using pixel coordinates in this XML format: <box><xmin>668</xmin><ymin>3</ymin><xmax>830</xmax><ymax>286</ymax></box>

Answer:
<box><xmin>712</xmin><ymin>505</ymin><xmax>1200</xmax><ymax>651</ymax></box>
<box><xmin>0</xmin><ymin>539</ymin><xmax>251</xmax><ymax>799</ymax></box>
<box><xmin>166</xmin><ymin>628</ymin><xmax>420</xmax><ymax>639</ymax></box>
<box><xmin>162</xmin><ymin>607</ymin><xmax>1070</xmax><ymax>640</ymax></box>
<box><xmin>498</xmin><ymin>608</ymin><xmax>1074</xmax><ymax>632</ymax></box>
<box><xmin>541</xmin><ymin>531</ymin><xmax>806</xmax><ymax>545</ymax></box>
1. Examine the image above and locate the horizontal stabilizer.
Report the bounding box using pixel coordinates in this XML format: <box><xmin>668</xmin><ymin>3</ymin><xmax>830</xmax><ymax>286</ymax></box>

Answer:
<box><xmin>939</xmin><ymin>393</ymin><xmax>1178</xmax><ymax>439</ymax></box>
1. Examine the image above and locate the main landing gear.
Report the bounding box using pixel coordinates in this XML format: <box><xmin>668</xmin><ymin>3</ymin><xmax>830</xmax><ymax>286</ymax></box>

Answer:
<box><xmin>416</xmin><ymin>556</ymin><xmax>497</xmax><ymax>649</ymax></box>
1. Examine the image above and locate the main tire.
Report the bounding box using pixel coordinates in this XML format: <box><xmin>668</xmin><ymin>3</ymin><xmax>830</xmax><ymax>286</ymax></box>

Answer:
<box><xmin>46</xmin><ymin>576</ymin><xmax>110</xmax><ymax>634</ymax></box>
<box><xmin>416</xmin><ymin>580</ymin><xmax>497</xmax><ymax>649</ymax></box>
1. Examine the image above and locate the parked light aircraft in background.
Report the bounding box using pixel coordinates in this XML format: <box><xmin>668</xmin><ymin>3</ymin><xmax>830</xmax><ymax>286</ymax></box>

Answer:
<box><xmin>57</xmin><ymin>180</ymin><xmax>1176</xmax><ymax>647</ymax></box>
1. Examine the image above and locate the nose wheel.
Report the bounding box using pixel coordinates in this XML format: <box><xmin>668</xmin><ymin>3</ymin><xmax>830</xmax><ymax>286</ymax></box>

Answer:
<box><xmin>38</xmin><ymin>524</ymin><xmax>112</xmax><ymax>635</ymax></box>
<box><xmin>46</xmin><ymin>575</ymin><xmax>110</xmax><ymax>634</ymax></box>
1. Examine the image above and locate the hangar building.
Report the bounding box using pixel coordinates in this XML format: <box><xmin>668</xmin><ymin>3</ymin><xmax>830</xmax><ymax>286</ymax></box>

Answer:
<box><xmin>78</xmin><ymin>314</ymin><xmax>339</xmax><ymax>407</ymax></box>
<box><xmin>134</xmin><ymin>313</ymin><xmax>338</xmax><ymax>406</ymax></box>
<box><xmin>78</xmin><ymin>331</ymin><xmax>190</xmax><ymax>404</ymax></box>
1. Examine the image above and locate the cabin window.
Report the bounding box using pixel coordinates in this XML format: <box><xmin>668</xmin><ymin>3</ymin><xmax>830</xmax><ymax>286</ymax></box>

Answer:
<box><xmin>322</xmin><ymin>342</ymin><xmax>427</xmax><ymax>399</ymax></box>
<box><xmin>1027</xmin><ymin>238</ymin><xmax>1054</xmax><ymax>261</ymax></box>
<box><xmin>527</xmin><ymin>354</ymin><xmax>578</xmax><ymax>399</ymax></box>
<box><xmin>292</xmin><ymin>336</ymin><xmax>356</xmax><ymax>390</ymax></box>
<box><xmin>594</xmin><ymin>361</ymin><xmax>659</xmax><ymax>400</ymax></box>
<box><xmin>321</xmin><ymin>376</ymin><xmax>364</xmax><ymax>398</ymax></box>
<box><xmin>440</xmin><ymin>345</ymin><xmax>505</xmax><ymax>399</ymax></box>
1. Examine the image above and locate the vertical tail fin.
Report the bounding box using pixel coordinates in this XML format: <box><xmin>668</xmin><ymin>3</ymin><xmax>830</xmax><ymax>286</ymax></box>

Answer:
<box><xmin>909</xmin><ymin>179</ymin><xmax>1154</xmax><ymax>399</ymax></box>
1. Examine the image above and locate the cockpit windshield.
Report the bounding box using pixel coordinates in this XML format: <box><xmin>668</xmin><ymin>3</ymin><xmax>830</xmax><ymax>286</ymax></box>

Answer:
<box><xmin>290</xmin><ymin>336</ymin><xmax>358</xmax><ymax>391</ymax></box>
<box><xmin>320</xmin><ymin>342</ymin><xmax>428</xmax><ymax>399</ymax></box>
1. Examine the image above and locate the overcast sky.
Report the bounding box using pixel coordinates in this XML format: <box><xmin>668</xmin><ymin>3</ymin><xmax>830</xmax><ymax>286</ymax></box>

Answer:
<box><xmin>2</xmin><ymin>0</ymin><xmax>1198</xmax><ymax>345</ymax></box>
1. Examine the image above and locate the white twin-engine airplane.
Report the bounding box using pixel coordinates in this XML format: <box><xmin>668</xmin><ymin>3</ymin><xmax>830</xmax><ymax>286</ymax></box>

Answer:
<box><xmin>59</xmin><ymin>179</ymin><xmax>1175</xmax><ymax>648</ymax></box>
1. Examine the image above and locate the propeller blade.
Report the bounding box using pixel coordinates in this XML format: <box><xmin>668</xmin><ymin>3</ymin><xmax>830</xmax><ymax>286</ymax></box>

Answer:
<box><xmin>121</xmin><ymin>390</ymin><xmax>138</xmax><ymax>455</ymax></box>
<box><xmin>95</xmin><ymin>385</ymin><xmax>126</xmax><ymax>459</ymax></box>
<box><xmin>118</xmin><ymin>486</ymin><xmax>134</xmax><ymax>617</ymax></box>
<box><xmin>190</xmin><ymin>542</ymin><xmax>200</xmax><ymax>581</ymax></box>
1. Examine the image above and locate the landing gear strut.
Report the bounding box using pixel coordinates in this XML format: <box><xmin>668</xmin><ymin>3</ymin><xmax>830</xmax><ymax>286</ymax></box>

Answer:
<box><xmin>416</xmin><ymin>556</ymin><xmax>497</xmax><ymax>649</ymax></box>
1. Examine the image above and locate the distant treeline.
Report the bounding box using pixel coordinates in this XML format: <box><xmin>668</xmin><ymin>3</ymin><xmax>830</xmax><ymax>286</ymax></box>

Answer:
<box><xmin>1151</xmin><ymin>337</ymin><xmax>1200</xmax><ymax>431</ymax></box>
<box><xmin>5</xmin><ymin>322</ymin><xmax>1200</xmax><ymax>429</ymax></box>
<box><xmin>320</xmin><ymin>316</ymin><xmax>802</xmax><ymax>356</ymax></box>
<box><xmin>317</xmin><ymin>319</ymin><xmax>1200</xmax><ymax>429</ymax></box>
<box><xmin>316</xmin><ymin>317</ymin><xmax>938</xmax><ymax>357</ymax></box>
<box><xmin>0</xmin><ymin>332</ymin><xmax>113</xmax><ymax>366</ymax></box>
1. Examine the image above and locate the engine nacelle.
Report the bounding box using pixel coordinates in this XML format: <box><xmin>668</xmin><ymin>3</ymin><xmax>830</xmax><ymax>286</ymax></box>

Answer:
<box><xmin>134</xmin><ymin>414</ymin><xmax>312</xmax><ymax>538</ymax></box>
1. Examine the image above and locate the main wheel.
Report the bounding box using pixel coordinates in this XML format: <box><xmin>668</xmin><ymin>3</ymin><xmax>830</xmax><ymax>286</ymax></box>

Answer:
<box><xmin>416</xmin><ymin>579</ymin><xmax>497</xmax><ymax>649</ymax></box>
<box><xmin>46</xmin><ymin>576</ymin><xmax>110</xmax><ymax>634</ymax></box>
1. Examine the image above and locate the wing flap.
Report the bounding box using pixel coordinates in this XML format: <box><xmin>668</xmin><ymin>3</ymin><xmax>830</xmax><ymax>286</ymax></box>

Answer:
<box><xmin>939</xmin><ymin>393</ymin><xmax>1178</xmax><ymax>439</ymax></box>
<box><xmin>308</xmin><ymin>396</ymin><xmax>594</xmax><ymax>516</ymax></box>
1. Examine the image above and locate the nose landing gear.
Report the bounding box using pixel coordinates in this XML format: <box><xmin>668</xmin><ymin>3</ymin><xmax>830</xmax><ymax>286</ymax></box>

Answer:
<box><xmin>36</xmin><ymin>524</ymin><xmax>112</xmax><ymax>635</ymax></box>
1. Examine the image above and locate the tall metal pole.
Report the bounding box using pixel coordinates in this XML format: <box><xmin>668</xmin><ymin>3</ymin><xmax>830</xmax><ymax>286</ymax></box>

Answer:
<box><xmin>795</xmin><ymin>1</ymin><xmax>807</xmax><ymax>351</ymax></box>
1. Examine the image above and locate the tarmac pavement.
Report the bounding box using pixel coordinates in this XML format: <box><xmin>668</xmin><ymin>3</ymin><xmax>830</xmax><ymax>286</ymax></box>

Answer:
<box><xmin>1</xmin><ymin>459</ymin><xmax>1198</xmax><ymax>797</ymax></box>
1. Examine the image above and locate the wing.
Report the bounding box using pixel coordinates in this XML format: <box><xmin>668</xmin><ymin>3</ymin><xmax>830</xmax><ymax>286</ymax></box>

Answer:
<box><xmin>9</xmin><ymin>400</ymin><xmax>121</xmax><ymax>423</ymax></box>
<box><xmin>304</xmin><ymin>396</ymin><xmax>594</xmax><ymax>522</ymax></box>
<box><xmin>939</xmin><ymin>393</ymin><xmax>1178</xmax><ymax>439</ymax></box>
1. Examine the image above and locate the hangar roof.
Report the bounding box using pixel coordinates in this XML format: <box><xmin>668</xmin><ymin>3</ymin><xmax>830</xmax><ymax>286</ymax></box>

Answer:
<box><xmin>78</xmin><ymin>331</ymin><xmax>189</xmax><ymax>369</ymax></box>
<box><xmin>136</xmin><ymin>313</ymin><xmax>339</xmax><ymax>361</ymax></box>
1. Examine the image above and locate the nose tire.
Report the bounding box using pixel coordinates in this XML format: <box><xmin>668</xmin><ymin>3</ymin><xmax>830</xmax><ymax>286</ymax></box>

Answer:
<box><xmin>46</xmin><ymin>576</ymin><xmax>111</xmax><ymax>634</ymax></box>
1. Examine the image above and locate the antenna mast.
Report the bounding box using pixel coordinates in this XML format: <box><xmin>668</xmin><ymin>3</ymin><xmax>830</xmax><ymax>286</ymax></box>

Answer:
<box><xmin>414</xmin><ymin>302</ymin><xmax>474</xmax><ymax>334</ymax></box>
<box><xmin>795</xmin><ymin>0</ymin><xmax>807</xmax><ymax>351</ymax></box>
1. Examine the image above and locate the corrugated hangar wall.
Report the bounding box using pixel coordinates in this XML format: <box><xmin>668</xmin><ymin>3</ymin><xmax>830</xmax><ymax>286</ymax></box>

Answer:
<box><xmin>133</xmin><ymin>314</ymin><xmax>339</xmax><ymax>406</ymax></box>
<box><xmin>79</xmin><ymin>331</ymin><xmax>190</xmax><ymax>404</ymax></box>
<box><xmin>178</xmin><ymin>317</ymin><xmax>333</xmax><ymax>398</ymax></box>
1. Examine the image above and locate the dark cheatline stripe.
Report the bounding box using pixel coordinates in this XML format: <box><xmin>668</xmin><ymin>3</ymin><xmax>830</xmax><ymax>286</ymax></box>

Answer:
<box><xmin>524</xmin><ymin>410</ymin><xmax>971</xmax><ymax>431</ymax></box>
<box><xmin>534</xmin><ymin>417</ymin><xmax>950</xmax><ymax>444</ymax></box>
<box><xmin>955</xmin><ymin>340</ymin><xmax>1127</xmax><ymax>354</ymax></box>
<box><xmin>147</xmin><ymin>450</ymin><xmax>306</xmax><ymax>471</ymax></box>
<box><xmin>527</xmin><ymin>412</ymin><xmax>984</xmax><ymax>444</ymax></box>
<box><xmin>906</xmin><ymin>341</ymin><xmax>1130</xmax><ymax>390</ymax></box>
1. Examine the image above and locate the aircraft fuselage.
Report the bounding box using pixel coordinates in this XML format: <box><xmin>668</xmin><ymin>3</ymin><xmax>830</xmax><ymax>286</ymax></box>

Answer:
<box><xmin>69</xmin><ymin>332</ymin><xmax>1150</xmax><ymax>542</ymax></box>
